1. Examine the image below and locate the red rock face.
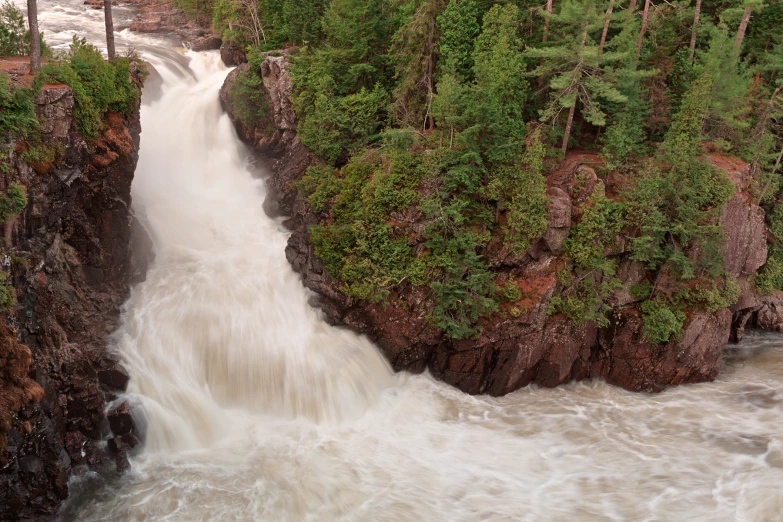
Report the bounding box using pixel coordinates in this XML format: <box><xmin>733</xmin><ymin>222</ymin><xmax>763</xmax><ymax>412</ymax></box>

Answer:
<box><xmin>1</xmin><ymin>73</ymin><xmax>150</xmax><ymax>519</ymax></box>
<box><xmin>221</xmin><ymin>54</ymin><xmax>782</xmax><ymax>400</ymax></box>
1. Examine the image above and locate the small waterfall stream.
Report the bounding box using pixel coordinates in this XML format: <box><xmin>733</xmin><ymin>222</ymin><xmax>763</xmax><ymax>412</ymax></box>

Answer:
<box><xmin>19</xmin><ymin>1</ymin><xmax>783</xmax><ymax>520</ymax></box>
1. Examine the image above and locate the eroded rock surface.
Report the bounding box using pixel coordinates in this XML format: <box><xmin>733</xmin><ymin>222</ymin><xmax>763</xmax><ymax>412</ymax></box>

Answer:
<box><xmin>0</xmin><ymin>77</ymin><xmax>149</xmax><ymax>520</ymax></box>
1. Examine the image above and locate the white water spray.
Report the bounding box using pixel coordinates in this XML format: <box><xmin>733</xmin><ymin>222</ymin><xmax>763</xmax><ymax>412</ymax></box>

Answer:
<box><xmin>115</xmin><ymin>53</ymin><xmax>393</xmax><ymax>451</ymax></box>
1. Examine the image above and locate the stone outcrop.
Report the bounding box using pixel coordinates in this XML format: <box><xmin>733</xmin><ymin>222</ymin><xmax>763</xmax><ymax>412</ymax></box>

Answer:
<box><xmin>0</xmin><ymin>74</ymin><xmax>149</xmax><ymax>520</ymax></box>
<box><xmin>221</xmin><ymin>51</ymin><xmax>782</xmax><ymax>398</ymax></box>
<box><xmin>126</xmin><ymin>0</ymin><xmax>216</xmax><ymax>46</ymax></box>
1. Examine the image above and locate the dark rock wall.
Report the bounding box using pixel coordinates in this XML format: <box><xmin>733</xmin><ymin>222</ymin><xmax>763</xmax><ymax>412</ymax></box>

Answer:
<box><xmin>0</xmin><ymin>75</ymin><xmax>149</xmax><ymax>520</ymax></box>
<box><xmin>222</xmin><ymin>52</ymin><xmax>783</xmax><ymax>400</ymax></box>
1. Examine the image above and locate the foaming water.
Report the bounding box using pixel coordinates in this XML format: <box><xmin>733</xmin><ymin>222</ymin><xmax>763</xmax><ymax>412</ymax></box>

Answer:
<box><xmin>115</xmin><ymin>53</ymin><xmax>393</xmax><ymax>451</ymax></box>
<box><xmin>29</xmin><ymin>4</ymin><xmax>783</xmax><ymax>520</ymax></box>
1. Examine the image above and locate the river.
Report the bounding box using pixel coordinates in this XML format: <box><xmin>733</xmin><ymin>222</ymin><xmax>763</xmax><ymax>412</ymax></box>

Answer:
<box><xmin>17</xmin><ymin>1</ymin><xmax>783</xmax><ymax>520</ymax></box>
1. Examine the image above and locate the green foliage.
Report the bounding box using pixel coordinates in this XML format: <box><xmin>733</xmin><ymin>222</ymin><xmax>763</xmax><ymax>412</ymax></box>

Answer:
<box><xmin>486</xmin><ymin>129</ymin><xmax>548</xmax><ymax>254</ymax></box>
<box><xmin>755</xmin><ymin>252</ymin><xmax>783</xmax><ymax>295</ymax></box>
<box><xmin>229</xmin><ymin>52</ymin><xmax>269</xmax><ymax>128</ymax></box>
<box><xmin>0</xmin><ymin>74</ymin><xmax>37</xmax><ymax>138</ymax></box>
<box><xmin>550</xmin><ymin>190</ymin><xmax>625</xmax><ymax>327</ymax></box>
<box><xmin>436</xmin><ymin>0</ymin><xmax>480</xmax><ymax>82</ymax></box>
<box><xmin>0</xmin><ymin>0</ymin><xmax>26</xmax><ymax>56</ymax></box>
<box><xmin>39</xmin><ymin>38</ymin><xmax>138</xmax><ymax>138</ymax></box>
<box><xmin>0</xmin><ymin>182</ymin><xmax>27</xmax><ymax>221</ymax></box>
<box><xmin>294</xmin><ymin>164</ymin><xmax>341</xmax><ymax>212</ymax></box>
<box><xmin>626</xmin><ymin>69</ymin><xmax>736</xmax><ymax>281</ymax></box>
<box><xmin>0</xmin><ymin>271</ymin><xmax>15</xmax><ymax>312</ymax></box>
<box><xmin>640</xmin><ymin>299</ymin><xmax>686</xmax><ymax>344</ymax></box>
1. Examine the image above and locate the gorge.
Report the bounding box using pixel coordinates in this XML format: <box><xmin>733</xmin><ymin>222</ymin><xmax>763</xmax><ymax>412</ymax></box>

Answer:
<box><xmin>0</xmin><ymin>0</ymin><xmax>782</xmax><ymax>520</ymax></box>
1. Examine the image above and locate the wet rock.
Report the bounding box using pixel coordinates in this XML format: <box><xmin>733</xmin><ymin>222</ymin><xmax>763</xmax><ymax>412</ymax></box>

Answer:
<box><xmin>192</xmin><ymin>35</ymin><xmax>222</xmax><ymax>51</ymax></box>
<box><xmin>220</xmin><ymin>40</ymin><xmax>247</xmax><ymax>66</ymax></box>
<box><xmin>34</xmin><ymin>85</ymin><xmax>74</xmax><ymax>140</ymax></box>
<box><xmin>542</xmin><ymin>187</ymin><xmax>572</xmax><ymax>255</ymax></box>
<box><xmin>97</xmin><ymin>364</ymin><xmax>130</xmax><ymax>391</ymax></box>
<box><xmin>107</xmin><ymin>402</ymin><xmax>135</xmax><ymax>436</ymax></box>
<box><xmin>0</xmin><ymin>73</ymin><xmax>148</xmax><ymax>519</ymax></box>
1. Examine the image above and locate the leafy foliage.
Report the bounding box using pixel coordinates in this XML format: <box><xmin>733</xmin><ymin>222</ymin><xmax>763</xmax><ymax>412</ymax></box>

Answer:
<box><xmin>38</xmin><ymin>38</ymin><xmax>139</xmax><ymax>138</ymax></box>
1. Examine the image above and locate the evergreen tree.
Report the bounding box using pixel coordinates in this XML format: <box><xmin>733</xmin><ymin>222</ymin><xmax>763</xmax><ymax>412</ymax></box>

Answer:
<box><xmin>436</xmin><ymin>0</ymin><xmax>480</xmax><ymax>83</ymax></box>
<box><xmin>526</xmin><ymin>0</ymin><xmax>628</xmax><ymax>154</ymax></box>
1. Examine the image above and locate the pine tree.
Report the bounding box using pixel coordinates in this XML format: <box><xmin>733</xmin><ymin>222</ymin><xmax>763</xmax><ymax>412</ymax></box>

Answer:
<box><xmin>436</xmin><ymin>0</ymin><xmax>480</xmax><ymax>83</ymax></box>
<box><xmin>526</xmin><ymin>0</ymin><xmax>628</xmax><ymax>154</ymax></box>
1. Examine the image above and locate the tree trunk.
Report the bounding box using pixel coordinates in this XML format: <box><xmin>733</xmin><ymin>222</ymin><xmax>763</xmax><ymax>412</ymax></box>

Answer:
<box><xmin>734</xmin><ymin>5</ymin><xmax>752</xmax><ymax>52</ymax></box>
<box><xmin>688</xmin><ymin>0</ymin><xmax>701</xmax><ymax>62</ymax></box>
<box><xmin>599</xmin><ymin>0</ymin><xmax>615</xmax><ymax>53</ymax></box>
<box><xmin>27</xmin><ymin>0</ymin><xmax>40</xmax><ymax>72</ymax></box>
<box><xmin>104</xmin><ymin>0</ymin><xmax>115</xmax><ymax>61</ymax></box>
<box><xmin>562</xmin><ymin>99</ymin><xmax>577</xmax><ymax>155</ymax></box>
<box><xmin>635</xmin><ymin>0</ymin><xmax>650</xmax><ymax>58</ymax></box>
<box><xmin>542</xmin><ymin>0</ymin><xmax>553</xmax><ymax>43</ymax></box>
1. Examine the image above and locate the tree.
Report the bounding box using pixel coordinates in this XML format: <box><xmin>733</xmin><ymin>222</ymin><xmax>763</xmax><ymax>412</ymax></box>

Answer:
<box><xmin>436</xmin><ymin>0</ymin><xmax>480</xmax><ymax>83</ymax></box>
<box><xmin>689</xmin><ymin>0</ymin><xmax>701</xmax><ymax>62</ymax></box>
<box><xmin>26</xmin><ymin>0</ymin><xmax>39</xmax><ymax>72</ymax></box>
<box><xmin>104</xmin><ymin>0</ymin><xmax>115</xmax><ymax>60</ymax></box>
<box><xmin>526</xmin><ymin>1</ymin><xmax>628</xmax><ymax>154</ymax></box>
<box><xmin>390</xmin><ymin>0</ymin><xmax>446</xmax><ymax>129</ymax></box>
<box><xmin>734</xmin><ymin>2</ymin><xmax>754</xmax><ymax>52</ymax></box>
<box><xmin>635</xmin><ymin>0</ymin><xmax>650</xmax><ymax>57</ymax></box>
<box><xmin>599</xmin><ymin>0</ymin><xmax>615</xmax><ymax>53</ymax></box>
<box><xmin>542</xmin><ymin>0</ymin><xmax>553</xmax><ymax>42</ymax></box>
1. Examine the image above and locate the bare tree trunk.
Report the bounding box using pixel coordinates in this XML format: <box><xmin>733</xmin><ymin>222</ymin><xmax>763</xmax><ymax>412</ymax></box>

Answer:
<box><xmin>27</xmin><ymin>0</ymin><xmax>40</xmax><ymax>72</ymax></box>
<box><xmin>599</xmin><ymin>0</ymin><xmax>615</xmax><ymax>53</ymax></box>
<box><xmin>734</xmin><ymin>5</ymin><xmax>752</xmax><ymax>52</ymax></box>
<box><xmin>635</xmin><ymin>0</ymin><xmax>650</xmax><ymax>58</ymax></box>
<box><xmin>628</xmin><ymin>0</ymin><xmax>637</xmax><ymax>11</ymax></box>
<box><xmin>688</xmin><ymin>0</ymin><xmax>701</xmax><ymax>62</ymax></box>
<box><xmin>542</xmin><ymin>0</ymin><xmax>553</xmax><ymax>43</ymax></box>
<box><xmin>104</xmin><ymin>0</ymin><xmax>115</xmax><ymax>61</ymax></box>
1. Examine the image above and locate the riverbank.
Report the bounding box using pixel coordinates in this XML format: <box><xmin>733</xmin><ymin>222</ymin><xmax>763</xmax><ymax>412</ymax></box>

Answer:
<box><xmin>220</xmin><ymin>52</ymin><xmax>783</xmax><ymax>396</ymax></box>
<box><xmin>0</xmin><ymin>54</ymin><xmax>149</xmax><ymax>519</ymax></box>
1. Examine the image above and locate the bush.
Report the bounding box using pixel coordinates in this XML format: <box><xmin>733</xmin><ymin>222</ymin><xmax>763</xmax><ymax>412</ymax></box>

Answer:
<box><xmin>0</xmin><ymin>74</ymin><xmax>37</xmax><ymax>138</ymax></box>
<box><xmin>228</xmin><ymin>50</ymin><xmax>269</xmax><ymax>129</ymax></box>
<box><xmin>0</xmin><ymin>0</ymin><xmax>26</xmax><ymax>56</ymax></box>
<box><xmin>38</xmin><ymin>37</ymin><xmax>139</xmax><ymax>138</ymax></box>
<box><xmin>0</xmin><ymin>271</ymin><xmax>14</xmax><ymax>311</ymax></box>
<box><xmin>640</xmin><ymin>300</ymin><xmax>686</xmax><ymax>344</ymax></box>
<box><xmin>0</xmin><ymin>182</ymin><xmax>27</xmax><ymax>221</ymax></box>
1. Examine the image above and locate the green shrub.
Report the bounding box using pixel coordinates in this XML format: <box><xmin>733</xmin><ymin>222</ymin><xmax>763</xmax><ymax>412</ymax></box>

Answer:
<box><xmin>755</xmin><ymin>252</ymin><xmax>783</xmax><ymax>295</ymax></box>
<box><xmin>0</xmin><ymin>74</ymin><xmax>37</xmax><ymax>138</ymax></box>
<box><xmin>640</xmin><ymin>300</ymin><xmax>686</xmax><ymax>344</ymax></box>
<box><xmin>0</xmin><ymin>271</ymin><xmax>15</xmax><ymax>311</ymax></box>
<box><xmin>0</xmin><ymin>182</ymin><xmax>27</xmax><ymax>221</ymax></box>
<box><xmin>0</xmin><ymin>0</ymin><xmax>26</xmax><ymax>56</ymax></box>
<box><xmin>228</xmin><ymin>50</ymin><xmax>269</xmax><ymax>129</ymax></box>
<box><xmin>38</xmin><ymin>37</ymin><xmax>138</xmax><ymax>138</ymax></box>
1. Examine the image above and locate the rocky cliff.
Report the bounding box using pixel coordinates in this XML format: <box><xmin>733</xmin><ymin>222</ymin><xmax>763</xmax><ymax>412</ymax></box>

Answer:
<box><xmin>220</xmin><ymin>53</ymin><xmax>783</xmax><ymax>397</ymax></box>
<box><xmin>0</xmin><ymin>72</ymin><xmax>149</xmax><ymax>519</ymax></box>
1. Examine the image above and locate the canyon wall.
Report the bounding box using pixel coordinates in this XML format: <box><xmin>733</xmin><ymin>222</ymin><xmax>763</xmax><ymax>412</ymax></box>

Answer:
<box><xmin>0</xmin><ymin>71</ymin><xmax>149</xmax><ymax>519</ymax></box>
<box><xmin>221</xmin><ymin>53</ymin><xmax>783</xmax><ymax>397</ymax></box>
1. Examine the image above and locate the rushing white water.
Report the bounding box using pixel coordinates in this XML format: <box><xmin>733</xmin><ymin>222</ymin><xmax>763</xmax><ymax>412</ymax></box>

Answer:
<box><xmin>20</xmin><ymin>2</ymin><xmax>783</xmax><ymax>520</ymax></box>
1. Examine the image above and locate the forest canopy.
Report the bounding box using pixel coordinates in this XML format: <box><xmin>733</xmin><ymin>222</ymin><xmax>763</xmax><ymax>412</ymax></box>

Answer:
<box><xmin>203</xmin><ymin>0</ymin><xmax>783</xmax><ymax>342</ymax></box>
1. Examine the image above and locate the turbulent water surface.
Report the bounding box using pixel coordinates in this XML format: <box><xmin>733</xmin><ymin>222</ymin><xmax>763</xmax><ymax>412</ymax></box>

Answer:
<box><xmin>21</xmin><ymin>2</ymin><xmax>783</xmax><ymax>521</ymax></box>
